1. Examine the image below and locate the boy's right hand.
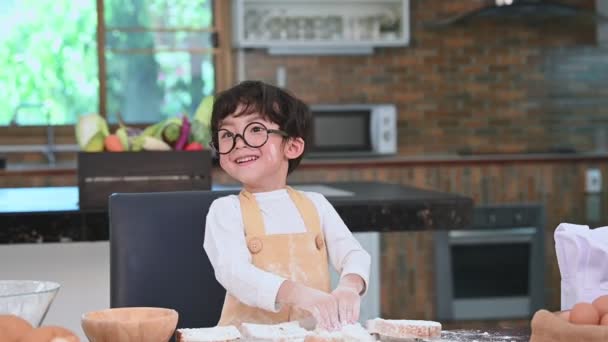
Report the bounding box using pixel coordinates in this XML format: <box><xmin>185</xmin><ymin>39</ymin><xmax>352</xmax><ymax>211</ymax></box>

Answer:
<box><xmin>277</xmin><ymin>280</ymin><xmax>340</xmax><ymax>331</ymax></box>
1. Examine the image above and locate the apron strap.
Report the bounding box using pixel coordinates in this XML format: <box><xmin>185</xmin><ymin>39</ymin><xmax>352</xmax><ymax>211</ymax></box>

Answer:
<box><xmin>239</xmin><ymin>187</ymin><xmax>322</xmax><ymax>237</ymax></box>
<box><xmin>286</xmin><ymin>186</ymin><xmax>322</xmax><ymax>236</ymax></box>
<box><xmin>239</xmin><ymin>190</ymin><xmax>267</xmax><ymax>237</ymax></box>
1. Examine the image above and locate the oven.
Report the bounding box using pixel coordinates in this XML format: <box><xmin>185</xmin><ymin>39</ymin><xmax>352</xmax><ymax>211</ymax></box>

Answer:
<box><xmin>434</xmin><ymin>204</ymin><xmax>545</xmax><ymax>320</ymax></box>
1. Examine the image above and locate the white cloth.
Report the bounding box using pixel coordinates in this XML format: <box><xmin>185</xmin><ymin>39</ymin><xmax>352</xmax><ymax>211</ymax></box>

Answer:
<box><xmin>555</xmin><ymin>223</ymin><xmax>608</xmax><ymax>310</ymax></box>
<box><xmin>203</xmin><ymin>189</ymin><xmax>371</xmax><ymax>313</ymax></box>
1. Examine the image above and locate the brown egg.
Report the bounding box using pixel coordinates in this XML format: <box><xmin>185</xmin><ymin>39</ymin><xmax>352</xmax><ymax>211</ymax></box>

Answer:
<box><xmin>592</xmin><ymin>295</ymin><xmax>608</xmax><ymax>317</ymax></box>
<box><xmin>601</xmin><ymin>313</ymin><xmax>608</xmax><ymax>326</ymax></box>
<box><xmin>570</xmin><ymin>302</ymin><xmax>600</xmax><ymax>325</ymax></box>
<box><xmin>17</xmin><ymin>326</ymin><xmax>79</xmax><ymax>342</ymax></box>
<box><xmin>0</xmin><ymin>314</ymin><xmax>33</xmax><ymax>342</ymax></box>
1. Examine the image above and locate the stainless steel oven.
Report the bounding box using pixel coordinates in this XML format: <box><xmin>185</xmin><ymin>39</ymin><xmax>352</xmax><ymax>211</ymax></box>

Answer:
<box><xmin>434</xmin><ymin>204</ymin><xmax>545</xmax><ymax>320</ymax></box>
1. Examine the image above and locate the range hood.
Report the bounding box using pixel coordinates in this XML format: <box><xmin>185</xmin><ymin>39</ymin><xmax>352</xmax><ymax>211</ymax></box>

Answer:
<box><xmin>426</xmin><ymin>0</ymin><xmax>608</xmax><ymax>27</ymax></box>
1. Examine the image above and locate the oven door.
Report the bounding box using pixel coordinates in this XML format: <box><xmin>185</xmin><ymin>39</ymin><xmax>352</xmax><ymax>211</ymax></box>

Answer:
<box><xmin>435</xmin><ymin>227</ymin><xmax>544</xmax><ymax>320</ymax></box>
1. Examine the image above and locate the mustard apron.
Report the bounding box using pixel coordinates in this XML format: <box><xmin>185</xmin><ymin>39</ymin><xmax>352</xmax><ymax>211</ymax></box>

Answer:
<box><xmin>218</xmin><ymin>187</ymin><xmax>331</xmax><ymax>326</ymax></box>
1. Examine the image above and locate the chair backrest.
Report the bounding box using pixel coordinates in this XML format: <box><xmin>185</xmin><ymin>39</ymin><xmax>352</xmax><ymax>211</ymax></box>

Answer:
<box><xmin>109</xmin><ymin>190</ymin><xmax>237</xmax><ymax>329</ymax></box>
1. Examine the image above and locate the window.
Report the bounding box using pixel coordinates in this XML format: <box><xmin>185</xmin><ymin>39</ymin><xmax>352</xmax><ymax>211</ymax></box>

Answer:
<box><xmin>0</xmin><ymin>0</ymin><xmax>229</xmax><ymax>127</ymax></box>
<box><xmin>0</xmin><ymin>0</ymin><xmax>98</xmax><ymax>126</ymax></box>
<box><xmin>103</xmin><ymin>0</ymin><xmax>217</xmax><ymax>124</ymax></box>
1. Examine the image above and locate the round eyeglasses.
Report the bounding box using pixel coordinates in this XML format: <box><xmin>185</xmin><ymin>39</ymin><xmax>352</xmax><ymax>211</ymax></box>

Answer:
<box><xmin>212</xmin><ymin>121</ymin><xmax>289</xmax><ymax>155</ymax></box>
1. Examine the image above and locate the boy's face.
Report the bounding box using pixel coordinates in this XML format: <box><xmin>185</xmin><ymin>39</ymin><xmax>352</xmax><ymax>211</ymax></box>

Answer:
<box><xmin>217</xmin><ymin>106</ymin><xmax>303</xmax><ymax>192</ymax></box>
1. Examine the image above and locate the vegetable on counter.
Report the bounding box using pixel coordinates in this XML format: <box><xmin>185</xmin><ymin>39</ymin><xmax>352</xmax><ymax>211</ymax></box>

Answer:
<box><xmin>185</xmin><ymin>142</ymin><xmax>204</xmax><ymax>151</ymax></box>
<box><xmin>174</xmin><ymin>115</ymin><xmax>191</xmax><ymax>151</ymax></box>
<box><xmin>75</xmin><ymin>114</ymin><xmax>109</xmax><ymax>152</ymax></box>
<box><xmin>142</xmin><ymin>136</ymin><xmax>172</xmax><ymax>151</ymax></box>
<box><xmin>75</xmin><ymin>95</ymin><xmax>213</xmax><ymax>153</ymax></box>
<box><xmin>104</xmin><ymin>135</ymin><xmax>124</xmax><ymax>152</ymax></box>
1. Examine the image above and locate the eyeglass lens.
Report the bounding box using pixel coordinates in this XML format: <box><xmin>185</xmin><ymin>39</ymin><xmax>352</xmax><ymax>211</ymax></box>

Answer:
<box><xmin>216</xmin><ymin>122</ymin><xmax>270</xmax><ymax>154</ymax></box>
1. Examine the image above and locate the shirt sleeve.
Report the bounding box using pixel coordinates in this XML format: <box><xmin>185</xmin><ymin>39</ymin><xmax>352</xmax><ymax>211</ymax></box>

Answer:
<box><xmin>203</xmin><ymin>196</ymin><xmax>286</xmax><ymax>312</ymax></box>
<box><xmin>308</xmin><ymin>193</ymin><xmax>372</xmax><ymax>296</ymax></box>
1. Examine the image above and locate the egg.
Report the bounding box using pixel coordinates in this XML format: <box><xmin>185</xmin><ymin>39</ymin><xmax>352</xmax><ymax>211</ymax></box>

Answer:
<box><xmin>17</xmin><ymin>326</ymin><xmax>79</xmax><ymax>342</ymax></box>
<box><xmin>601</xmin><ymin>313</ymin><xmax>608</xmax><ymax>326</ymax></box>
<box><xmin>570</xmin><ymin>302</ymin><xmax>600</xmax><ymax>325</ymax></box>
<box><xmin>592</xmin><ymin>295</ymin><xmax>608</xmax><ymax>317</ymax></box>
<box><xmin>0</xmin><ymin>314</ymin><xmax>33</xmax><ymax>342</ymax></box>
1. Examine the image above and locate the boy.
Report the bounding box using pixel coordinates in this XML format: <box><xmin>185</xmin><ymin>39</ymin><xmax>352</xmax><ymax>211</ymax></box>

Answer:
<box><xmin>203</xmin><ymin>81</ymin><xmax>371</xmax><ymax>331</ymax></box>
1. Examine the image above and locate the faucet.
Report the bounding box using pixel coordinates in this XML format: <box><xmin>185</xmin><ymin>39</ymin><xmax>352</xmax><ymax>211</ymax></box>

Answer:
<box><xmin>11</xmin><ymin>103</ymin><xmax>56</xmax><ymax>165</ymax></box>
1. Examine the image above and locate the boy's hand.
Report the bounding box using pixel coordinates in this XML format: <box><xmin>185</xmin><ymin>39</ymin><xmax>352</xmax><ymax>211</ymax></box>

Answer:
<box><xmin>277</xmin><ymin>281</ymin><xmax>341</xmax><ymax>331</ymax></box>
<box><xmin>297</xmin><ymin>286</ymin><xmax>341</xmax><ymax>331</ymax></box>
<box><xmin>332</xmin><ymin>274</ymin><xmax>365</xmax><ymax>325</ymax></box>
<box><xmin>331</xmin><ymin>285</ymin><xmax>360</xmax><ymax>324</ymax></box>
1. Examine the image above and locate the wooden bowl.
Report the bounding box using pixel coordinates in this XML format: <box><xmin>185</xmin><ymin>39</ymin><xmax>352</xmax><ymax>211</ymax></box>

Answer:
<box><xmin>81</xmin><ymin>307</ymin><xmax>178</xmax><ymax>342</ymax></box>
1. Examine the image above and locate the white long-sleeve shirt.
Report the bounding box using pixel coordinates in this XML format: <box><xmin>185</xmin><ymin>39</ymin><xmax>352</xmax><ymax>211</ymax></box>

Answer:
<box><xmin>203</xmin><ymin>189</ymin><xmax>371</xmax><ymax>313</ymax></box>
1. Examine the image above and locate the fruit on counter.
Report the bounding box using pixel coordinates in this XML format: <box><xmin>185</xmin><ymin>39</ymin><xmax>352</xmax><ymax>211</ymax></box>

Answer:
<box><xmin>18</xmin><ymin>325</ymin><xmax>79</xmax><ymax>342</ymax></box>
<box><xmin>174</xmin><ymin>115</ymin><xmax>191</xmax><ymax>151</ymax></box>
<box><xmin>0</xmin><ymin>314</ymin><xmax>33</xmax><ymax>341</ymax></box>
<box><xmin>75</xmin><ymin>114</ymin><xmax>109</xmax><ymax>152</ymax></box>
<box><xmin>193</xmin><ymin>95</ymin><xmax>214</xmax><ymax>126</ymax></box>
<box><xmin>185</xmin><ymin>142</ymin><xmax>204</xmax><ymax>151</ymax></box>
<box><xmin>104</xmin><ymin>134</ymin><xmax>124</xmax><ymax>152</ymax></box>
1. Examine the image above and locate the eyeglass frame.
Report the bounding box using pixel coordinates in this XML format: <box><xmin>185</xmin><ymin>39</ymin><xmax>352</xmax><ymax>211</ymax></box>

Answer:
<box><xmin>211</xmin><ymin>121</ymin><xmax>290</xmax><ymax>155</ymax></box>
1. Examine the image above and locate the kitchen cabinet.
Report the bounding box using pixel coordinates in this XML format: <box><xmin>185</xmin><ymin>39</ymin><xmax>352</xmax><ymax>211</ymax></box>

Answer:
<box><xmin>232</xmin><ymin>0</ymin><xmax>410</xmax><ymax>54</ymax></box>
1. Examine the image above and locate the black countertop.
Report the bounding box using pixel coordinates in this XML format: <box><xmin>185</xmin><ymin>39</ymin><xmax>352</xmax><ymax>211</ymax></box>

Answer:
<box><xmin>440</xmin><ymin>327</ymin><xmax>530</xmax><ymax>341</ymax></box>
<box><xmin>0</xmin><ymin>182</ymin><xmax>473</xmax><ymax>244</ymax></box>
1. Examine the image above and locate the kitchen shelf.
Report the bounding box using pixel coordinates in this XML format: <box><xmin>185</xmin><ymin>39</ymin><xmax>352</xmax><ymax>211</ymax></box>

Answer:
<box><xmin>232</xmin><ymin>0</ymin><xmax>410</xmax><ymax>55</ymax></box>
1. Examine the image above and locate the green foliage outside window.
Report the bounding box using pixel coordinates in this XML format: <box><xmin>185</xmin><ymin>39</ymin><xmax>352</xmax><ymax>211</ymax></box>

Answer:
<box><xmin>0</xmin><ymin>0</ymin><xmax>214</xmax><ymax>126</ymax></box>
<box><xmin>0</xmin><ymin>0</ymin><xmax>98</xmax><ymax>125</ymax></box>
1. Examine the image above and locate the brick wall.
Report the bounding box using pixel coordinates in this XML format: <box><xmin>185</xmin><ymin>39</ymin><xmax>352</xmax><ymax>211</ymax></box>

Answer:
<box><xmin>243</xmin><ymin>0</ymin><xmax>606</xmax><ymax>156</ymax></box>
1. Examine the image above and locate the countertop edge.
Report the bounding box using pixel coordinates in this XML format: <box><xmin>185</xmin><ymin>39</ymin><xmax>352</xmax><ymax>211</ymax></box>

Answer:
<box><xmin>4</xmin><ymin>152</ymin><xmax>608</xmax><ymax>176</ymax></box>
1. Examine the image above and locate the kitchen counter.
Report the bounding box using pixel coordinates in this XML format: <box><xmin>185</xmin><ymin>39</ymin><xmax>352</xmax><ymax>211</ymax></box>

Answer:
<box><xmin>4</xmin><ymin>151</ymin><xmax>608</xmax><ymax>176</ymax></box>
<box><xmin>439</xmin><ymin>327</ymin><xmax>530</xmax><ymax>341</ymax></box>
<box><xmin>0</xmin><ymin>181</ymin><xmax>473</xmax><ymax>243</ymax></box>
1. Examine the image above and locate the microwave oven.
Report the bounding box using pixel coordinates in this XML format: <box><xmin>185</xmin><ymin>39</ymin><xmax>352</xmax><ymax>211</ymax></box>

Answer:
<box><xmin>307</xmin><ymin>104</ymin><xmax>397</xmax><ymax>158</ymax></box>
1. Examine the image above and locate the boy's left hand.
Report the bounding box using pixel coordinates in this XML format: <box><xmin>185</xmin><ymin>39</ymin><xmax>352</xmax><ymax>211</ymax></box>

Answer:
<box><xmin>331</xmin><ymin>285</ymin><xmax>361</xmax><ymax>325</ymax></box>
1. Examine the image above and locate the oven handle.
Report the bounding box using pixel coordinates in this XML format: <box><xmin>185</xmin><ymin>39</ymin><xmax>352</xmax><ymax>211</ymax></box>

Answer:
<box><xmin>448</xmin><ymin>227</ymin><xmax>537</xmax><ymax>245</ymax></box>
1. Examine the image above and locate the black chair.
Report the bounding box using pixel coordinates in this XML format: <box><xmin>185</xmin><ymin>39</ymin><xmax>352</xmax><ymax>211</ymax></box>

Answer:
<box><xmin>109</xmin><ymin>190</ymin><xmax>238</xmax><ymax>329</ymax></box>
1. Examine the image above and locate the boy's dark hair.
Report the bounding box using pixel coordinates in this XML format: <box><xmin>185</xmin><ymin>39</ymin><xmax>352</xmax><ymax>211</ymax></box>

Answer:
<box><xmin>211</xmin><ymin>80</ymin><xmax>311</xmax><ymax>174</ymax></box>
